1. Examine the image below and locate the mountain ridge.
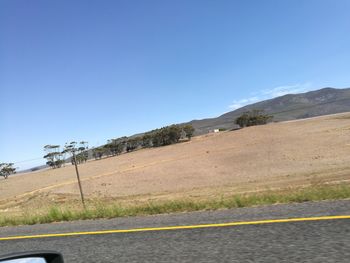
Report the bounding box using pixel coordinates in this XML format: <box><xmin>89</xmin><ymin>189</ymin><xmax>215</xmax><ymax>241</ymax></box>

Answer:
<box><xmin>185</xmin><ymin>87</ymin><xmax>350</xmax><ymax>134</ymax></box>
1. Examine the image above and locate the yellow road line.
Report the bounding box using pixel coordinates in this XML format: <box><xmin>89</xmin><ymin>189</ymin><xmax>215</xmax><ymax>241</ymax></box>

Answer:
<box><xmin>1</xmin><ymin>215</ymin><xmax>349</xmax><ymax>241</ymax></box>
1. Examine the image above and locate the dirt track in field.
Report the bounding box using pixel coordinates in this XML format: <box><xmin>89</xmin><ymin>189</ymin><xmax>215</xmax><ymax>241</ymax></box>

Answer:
<box><xmin>1</xmin><ymin>112</ymin><xmax>350</xmax><ymax>212</ymax></box>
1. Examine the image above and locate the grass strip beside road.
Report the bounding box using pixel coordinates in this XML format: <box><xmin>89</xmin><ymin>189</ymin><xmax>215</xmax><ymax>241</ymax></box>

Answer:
<box><xmin>1</xmin><ymin>184</ymin><xmax>350</xmax><ymax>227</ymax></box>
<box><xmin>1</xmin><ymin>215</ymin><xmax>350</xmax><ymax>241</ymax></box>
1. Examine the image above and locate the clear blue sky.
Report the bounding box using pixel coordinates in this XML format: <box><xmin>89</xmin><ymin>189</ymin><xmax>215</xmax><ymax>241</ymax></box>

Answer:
<box><xmin>1</xmin><ymin>0</ymin><xmax>350</xmax><ymax>170</ymax></box>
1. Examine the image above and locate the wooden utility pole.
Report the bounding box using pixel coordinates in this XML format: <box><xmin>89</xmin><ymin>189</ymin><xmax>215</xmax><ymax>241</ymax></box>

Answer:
<box><xmin>72</xmin><ymin>151</ymin><xmax>86</xmax><ymax>209</ymax></box>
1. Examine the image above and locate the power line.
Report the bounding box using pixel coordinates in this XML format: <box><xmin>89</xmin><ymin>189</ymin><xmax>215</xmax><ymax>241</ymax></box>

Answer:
<box><xmin>13</xmin><ymin>157</ymin><xmax>44</xmax><ymax>164</ymax></box>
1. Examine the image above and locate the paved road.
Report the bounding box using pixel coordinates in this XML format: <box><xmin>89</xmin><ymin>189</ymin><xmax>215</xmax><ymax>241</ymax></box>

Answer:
<box><xmin>0</xmin><ymin>200</ymin><xmax>349</xmax><ymax>262</ymax></box>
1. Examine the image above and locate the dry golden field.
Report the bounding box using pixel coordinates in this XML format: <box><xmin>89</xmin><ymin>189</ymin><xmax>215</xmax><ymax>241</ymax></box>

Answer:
<box><xmin>1</xmin><ymin>112</ymin><xmax>350</xmax><ymax>215</ymax></box>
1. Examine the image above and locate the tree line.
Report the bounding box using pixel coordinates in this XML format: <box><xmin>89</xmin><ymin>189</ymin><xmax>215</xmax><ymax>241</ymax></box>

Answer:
<box><xmin>92</xmin><ymin>124</ymin><xmax>195</xmax><ymax>160</ymax></box>
<box><xmin>43</xmin><ymin>141</ymin><xmax>89</xmax><ymax>169</ymax></box>
<box><xmin>41</xmin><ymin>124</ymin><xmax>195</xmax><ymax>167</ymax></box>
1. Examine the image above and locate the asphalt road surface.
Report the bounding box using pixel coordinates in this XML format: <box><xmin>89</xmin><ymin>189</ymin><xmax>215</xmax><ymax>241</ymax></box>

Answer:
<box><xmin>0</xmin><ymin>200</ymin><xmax>349</xmax><ymax>262</ymax></box>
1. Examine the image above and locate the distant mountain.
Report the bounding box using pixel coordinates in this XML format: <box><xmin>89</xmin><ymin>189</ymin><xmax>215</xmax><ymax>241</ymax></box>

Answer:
<box><xmin>186</xmin><ymin>87</ymin><xmax>350</xmax><ymax>134</ymax></box>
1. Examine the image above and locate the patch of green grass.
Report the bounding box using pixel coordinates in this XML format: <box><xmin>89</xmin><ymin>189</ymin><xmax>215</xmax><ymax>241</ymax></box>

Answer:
<box><xmin>1</xmin><ymin>184</ymin><xmax>349</xmax><ymax>227</ymax></box>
